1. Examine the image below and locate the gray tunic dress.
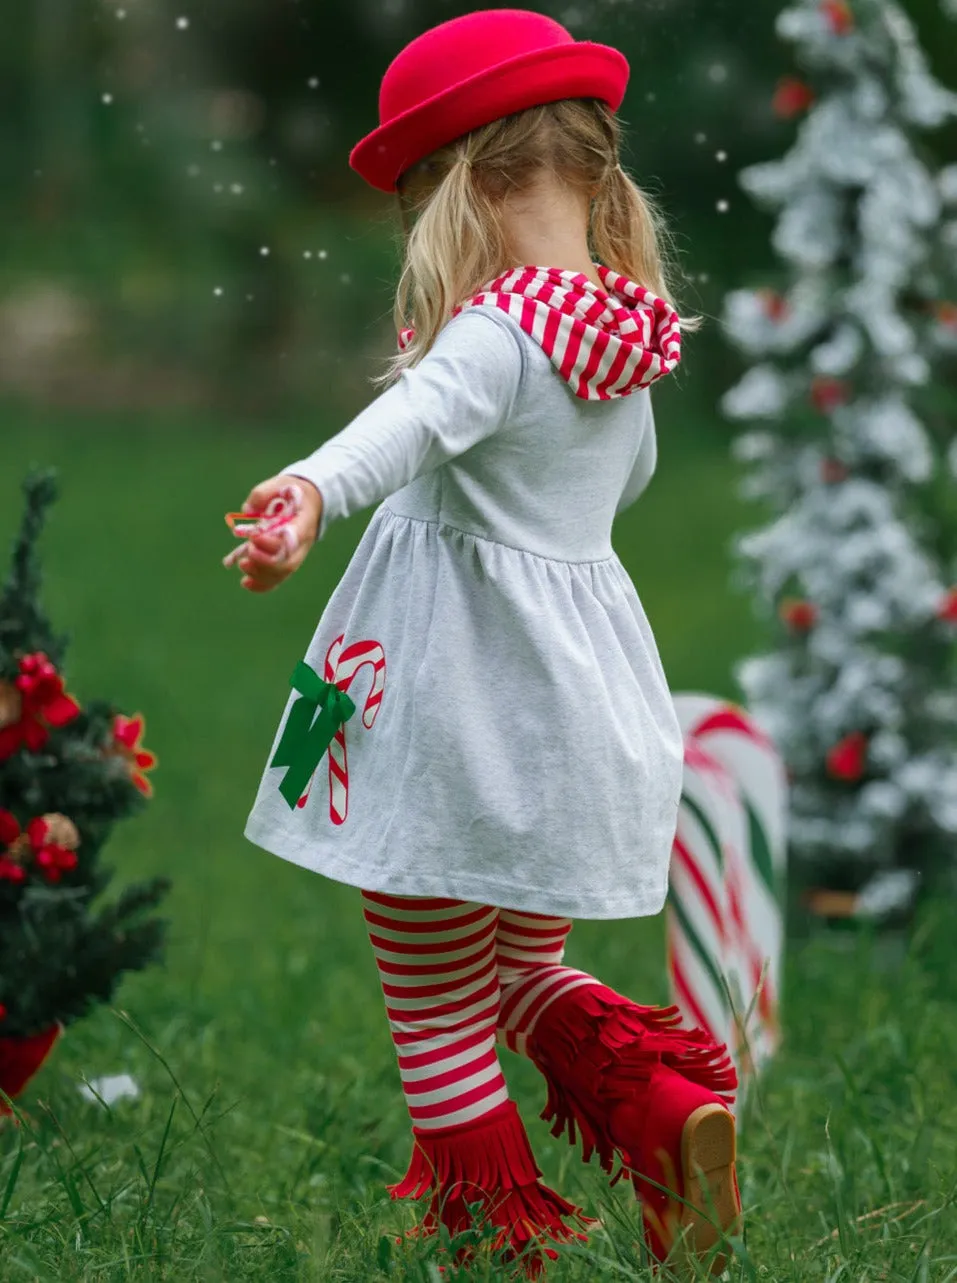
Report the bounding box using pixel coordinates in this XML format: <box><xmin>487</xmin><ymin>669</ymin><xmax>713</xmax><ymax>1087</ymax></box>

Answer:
<box><xmin>244</xmin><ymin>307</ymin><xmax>684</xmax><ymax>919</ymax></box>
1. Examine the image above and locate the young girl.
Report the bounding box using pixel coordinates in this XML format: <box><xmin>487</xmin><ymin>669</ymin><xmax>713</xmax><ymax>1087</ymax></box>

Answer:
<box><xmin>232</xmin><ymin>8</ymin><xmax>740</xmax><ymax>1275</ymax></box>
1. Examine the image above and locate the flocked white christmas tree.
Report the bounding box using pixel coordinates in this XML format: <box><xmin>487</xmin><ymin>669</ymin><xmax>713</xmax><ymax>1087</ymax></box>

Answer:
<box><xmin>721</xmin><ymin>0</ymin><xmax>957</xmax><ymax>897</ymax></box>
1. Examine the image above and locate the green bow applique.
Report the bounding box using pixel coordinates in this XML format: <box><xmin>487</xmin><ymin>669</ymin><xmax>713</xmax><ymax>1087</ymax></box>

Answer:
<box><xmin>271</xmin><ymin>661</ymin><xmax>356</xmax><ymax>809</ymax></box>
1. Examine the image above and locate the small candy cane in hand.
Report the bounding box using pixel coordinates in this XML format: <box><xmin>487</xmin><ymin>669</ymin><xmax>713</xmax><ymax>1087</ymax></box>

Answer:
<box><xmin>222</xmin><ymin>483</ymin><xmax>304</xmax><ymax>568</ymax></box>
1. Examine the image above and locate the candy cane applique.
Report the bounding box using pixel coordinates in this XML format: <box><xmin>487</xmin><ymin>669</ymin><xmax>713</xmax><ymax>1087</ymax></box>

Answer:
<box><xmin>295</xmin><ymin>634</ymin><xmax>386</xmax><ymax>824</ymax></box>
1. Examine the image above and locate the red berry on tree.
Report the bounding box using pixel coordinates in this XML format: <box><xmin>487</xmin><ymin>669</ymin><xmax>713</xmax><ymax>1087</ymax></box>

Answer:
<box><xmin>827</xmin><ymin>732</ymin><xmax>868</xmax><ymax>782</ymax></box>
<box><xmin>0</xmin><ymin>858</ymin><xmax>26</xmax><ymax>884</ymax></box>
<box><xmin>773</xmin><ymin>77</ymin><xmax>816</xmax><ymax>119</ymax></box>
<box><xmin>760</xmin><ymin>289</ymin><xmax>791</xmax><ymax>322</ymax></box>
<box><xmin>0</xmin><ymin>809</ymin><xmax>20</xmax><ymax>847</ymax></box>
<box><xmin>822</xmin><ymin>0</ymin><xmax>854</xmax><ymax>35</ymax></box>
<box><xmin>937</xmin><ymin>588</ymin><xmax>957</xmax><ymax>623</ymax></box>
<box><xmin>780</xmin><ymin>598</ymin><xmax>819</xmax><ymax>631</ymax></box>
<box><xmin>811</xmin><ymin>377</ymin><xmax>850</xmax><ymax>413</ymax></box>
<box><xmin>937</xmin><ymin>302</ymin><xmax>957</xmax><ymax>330</ymax></box>
<box><xmin>821</xmin><ymin>457</ymin><xmax>850</xmax><ymax>484</ymax></box>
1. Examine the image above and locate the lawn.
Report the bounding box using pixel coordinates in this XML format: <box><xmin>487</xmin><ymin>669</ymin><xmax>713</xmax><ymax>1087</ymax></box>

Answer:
<box><xmin>1</xmin><ymin>401</ymin><xmax>955</xmax><ymax>1281</ymax></box>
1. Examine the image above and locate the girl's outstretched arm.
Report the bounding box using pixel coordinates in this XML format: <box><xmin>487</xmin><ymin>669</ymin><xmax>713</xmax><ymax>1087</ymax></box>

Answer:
<box><xmin>231</xmin><ymin>308</ymin><xmax>523</xmax><ymax>591</ymax></box>
<box><xmin>283</xmin><ymin>308</ymin><xmax>523</xmax><ymax>540</ymax></box>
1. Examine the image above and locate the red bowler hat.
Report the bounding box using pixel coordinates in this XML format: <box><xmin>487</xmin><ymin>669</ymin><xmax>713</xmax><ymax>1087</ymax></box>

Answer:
<box><xmin>350</xmin><ymin>9</ymin><xmax>630</xmax><ymax>194</ymax></box>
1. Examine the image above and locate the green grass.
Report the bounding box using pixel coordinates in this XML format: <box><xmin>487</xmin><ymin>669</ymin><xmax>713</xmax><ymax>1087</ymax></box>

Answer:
<box><xmin>1</xmin><ymin>405</ymin><xmax>955</xmax><ymax>1280</ymax></box>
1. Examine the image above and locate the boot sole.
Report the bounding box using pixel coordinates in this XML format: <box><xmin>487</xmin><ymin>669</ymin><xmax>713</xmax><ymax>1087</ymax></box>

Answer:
<box><xmin>675</xmin><ymin>1103</ymin><xmax>741</xmax><ymax>1275</ymax></box>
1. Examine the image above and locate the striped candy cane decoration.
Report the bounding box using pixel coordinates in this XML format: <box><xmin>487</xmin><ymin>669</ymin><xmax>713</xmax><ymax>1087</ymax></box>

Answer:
<box><xmin>294</xmin><ymin>634</ymin><xmax>386</xmax><ymax>824</ymax></box>
<box><xmin>668</xmin><ymin>740</ymin><xmax>741</xmax><ymax>1069</ymax></box>
<box><xmin>668</xmin><ymin>695</ymin><xmax>788</xmax><ymax>1091</ymax></box>
<box><xmin>685</xmin><ymin>699</ymin><xmax>786</xmax><ymax>1070</ymax></box>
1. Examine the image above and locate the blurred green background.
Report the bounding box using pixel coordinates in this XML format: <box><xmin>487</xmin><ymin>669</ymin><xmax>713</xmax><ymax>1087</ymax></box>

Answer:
<box><xmin>1</xmin><ymin>0</ymin><xmax>951</xmax><ymax>420</ymax></box>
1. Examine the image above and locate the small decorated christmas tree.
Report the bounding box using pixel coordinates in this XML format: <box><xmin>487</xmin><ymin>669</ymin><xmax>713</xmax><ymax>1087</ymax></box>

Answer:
<box><xmin>0</xmin><ymin>473</ymin><xmax>170</xmax><ymax>1108</ymax></box>
<box><xmin>721</xmin><ymin>0</ymin><xmax>957</xmax><ymax>902</ymax></box>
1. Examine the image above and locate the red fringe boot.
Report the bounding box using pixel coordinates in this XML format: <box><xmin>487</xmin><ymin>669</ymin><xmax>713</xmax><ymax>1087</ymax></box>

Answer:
<box><xmin>389</xmin><ymin>1099</ymin><xmax>591</xmax><ymax>1276</ymax></box>
<box><xmin>525</xmin><ymin>984</ymin><xmax>741</xmax><ymax>1273</ymax></box>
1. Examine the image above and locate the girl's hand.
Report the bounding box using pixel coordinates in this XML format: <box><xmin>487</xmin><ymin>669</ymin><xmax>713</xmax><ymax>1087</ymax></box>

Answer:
<box><xmin>232</xmin><ymin>475</ymin><xmax>323</xmax><ymax>593</ymax></box>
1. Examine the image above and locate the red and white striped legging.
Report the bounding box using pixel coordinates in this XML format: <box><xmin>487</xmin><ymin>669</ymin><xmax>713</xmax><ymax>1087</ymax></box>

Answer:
<box><xmin>362</xmin><ymin>891</ymin><xmax>601</xmax><ymax>1130</ymax></box>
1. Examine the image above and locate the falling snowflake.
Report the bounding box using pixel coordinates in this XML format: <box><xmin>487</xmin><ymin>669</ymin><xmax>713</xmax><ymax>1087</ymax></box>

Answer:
<box><xmin>213</xmin><ymin>287</ymin><xmax>224</xmax><ymax>296</ymax></box>
<box><xmin>318</xmin><ymin>249</ymin><xmax>328</xmax><ymax>260</ymax></box>
<box><xmin>101</xmin><ymin>93</ymin><xmax>113</xmax><ymax>105</ymax></box>
<box><xmin>230</xmin><ymin>183</ymin><xmax>244</xmax><ymax>195</ymax></box>
<box><xmin>717</xmin><ymin>199</ymin><xmax>730</xmax><ymax>213</ymax></box>
<box><xmin>695</xmin><ymin>132</ymin><xmax>708</xmax><ymax>145</ymax></box>
<box><xmin>308</xmin><ymin>77</ymin><xmax>320</xmax><ymax>89</ymax></box>
<box><xmin>716</xmin><ymin>150</ymin><xmax>728</xmax><ymax>163</ymax></box>
<box><xmin>210</xmin><ymin>140</ymin><xmax>223</xmax><ymax>152</ymax></box>
<box><xmin>260</xmin><ymin>247</ymin><xmax>271</xmax><ymax>256</ymax></box>
<box><xmin>115</xmin><ymin>8</ymin><xmax>126</xmax><ymax>18</ymax></box>
<box><xmin>708</xmin><ymin>64</ymin><xmax>729</xmax><ymax>85</ymax></box>
<box><xmin>303</xmin><ymin>251</ymin><xmax>313</xmax><ymax>258</ymax></box>
<box><xmin>187</xmin><ymin>164</ymin><xmax>200</xmax><ymax>177</ymax></box>
<box><xmin>176</xmin><ymin>16</ymin><xmax>190</xmax><ymax>29</ymax></box>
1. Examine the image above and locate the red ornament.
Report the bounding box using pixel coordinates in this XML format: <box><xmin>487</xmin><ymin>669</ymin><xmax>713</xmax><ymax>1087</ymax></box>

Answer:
<box><xmin>0</xmin><ymin>810</ymin><xmax>19</xmax><ymax>847</ymax></box>
<box><xmin>810</xmin><ymin>377</ymin><xmax>850</xmax><ymax>413</ymax></box>
<box><xmin>0</xmin><ymin>810</ymin><xmax>26</xmax><ymax>884</ymax></box>
<box><xmin>820</xmin><ymin>456</ymin><xmax>850</xmax><ymax>484</ymax></box>
<box><xmin>0</xmin><ymin>811</ymin><xmax>80</xmax><ymax>885</ymax></box>
<box><xmin>773</xmin><ymin>77</ymin><xmax>815</xmax><ymax>119</ymax></box>
<box><xmin>759</xmin><ymin>289</ymin><xmax>791</xmax><ymax>323</ymax></box>
<box><xmin>0</xmin><ymin>858</ymin><xmax>26</xmax><ymax>885</ymax></box>
<box><xmin>0</xmin><ymin>653</ymin><xmax>81</xmax><ymax>762</ymax></box>
<box><xmin>32</xmin><ymin>846</ymin><xmax>78</xmax><ymax>882</ymax></box>
<box><xmin>827</xmin><ymin>732</ymin><xmax>868</xmax><ymax>782</ymax></box>
<box><xmin>821</xmin><ymin>0</ymin><xmax>854</xmax><ymax>35</ymax></box>
<box><xmin>937</xmin><ymin>588</ymin><xmax>957</xmax><ymax>623</ymax></box>
<box><xmin>780</xmin><ymin>598</ymin><xmax>819</xmax><ymax>631</ymax></box>
<box><xmin>112</xmin><ymin>714</ymin><xmax>157</xmax><ymax>797</ymax></box>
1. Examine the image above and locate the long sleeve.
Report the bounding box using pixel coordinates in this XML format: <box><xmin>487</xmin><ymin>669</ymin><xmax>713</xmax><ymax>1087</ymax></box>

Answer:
<box><xmin>615</xmin><ymin>395</ymin><xmax>658</xmax><ymax>516</ymax></box>
<box><xmin>284</xmin><ymin>309</ymin><xmax>525</xmax><ymax>539</ymax></box>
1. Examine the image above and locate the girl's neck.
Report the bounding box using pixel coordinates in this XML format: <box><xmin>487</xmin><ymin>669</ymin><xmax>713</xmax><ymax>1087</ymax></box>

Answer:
<box><xmin>500</xmin><ymin>172</ymin><xmax>602</xmax><ymax>293</ymax></box>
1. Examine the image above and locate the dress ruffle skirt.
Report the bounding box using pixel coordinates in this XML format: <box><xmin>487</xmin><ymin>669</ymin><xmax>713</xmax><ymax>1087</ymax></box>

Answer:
<box><xmin>244</xmin><ymin>503</ymin><xmax>684</xmax><ymax>920</ymax></box>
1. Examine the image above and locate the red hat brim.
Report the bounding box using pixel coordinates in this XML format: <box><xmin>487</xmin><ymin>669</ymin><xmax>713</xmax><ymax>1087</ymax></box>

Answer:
<box><xmin>350</xmin><ymin>41</ymin><xmax>629</xmax><ymax>194</ymax></box>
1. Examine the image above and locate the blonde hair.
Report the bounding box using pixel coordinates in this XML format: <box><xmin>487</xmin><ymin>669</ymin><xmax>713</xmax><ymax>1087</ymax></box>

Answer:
<box><xmin>374</xmin><ymin>97</ymin><xmax>697</xmax><ymax>389</ymax></box>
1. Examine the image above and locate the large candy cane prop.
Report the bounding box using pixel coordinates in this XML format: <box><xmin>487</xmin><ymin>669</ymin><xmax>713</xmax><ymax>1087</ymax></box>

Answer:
<box><xmin>295</xmin><ymin>634</ymin><xmax>386</xmax><ymax>824</ymax></box>
<box><xmin>668</xmin><ymin>695</ymin><xmax>788</xmax><ymax>1092</ymax></box>
<box><xmin>682</xmin><ymin>698</ymin><xmax>786</xmax><ymax>1070</ymax></box>
<box><xmin>668</xmin><ymin>740</ymin><xmax>740</xmax><ymax>1066</ymax></box>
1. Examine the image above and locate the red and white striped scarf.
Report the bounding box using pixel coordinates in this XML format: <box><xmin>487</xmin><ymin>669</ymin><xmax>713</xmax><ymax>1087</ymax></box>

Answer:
<box><xmin>398</xmin><ymin>264</ymin><xmax>681</xmax><ymax>401</ymax></box>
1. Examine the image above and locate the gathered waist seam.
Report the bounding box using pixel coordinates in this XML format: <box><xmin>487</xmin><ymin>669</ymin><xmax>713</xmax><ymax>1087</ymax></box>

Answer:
<box><xmin>381</xmin><ymin>503</ymin><xmax>617</xmax><ymax>567</ymax></box>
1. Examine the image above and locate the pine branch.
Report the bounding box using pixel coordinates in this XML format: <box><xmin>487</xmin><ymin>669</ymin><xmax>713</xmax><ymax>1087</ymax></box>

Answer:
<box><xmin>0</xmin><ymin>878</ymin><xmax>171</xmax><ymax>1037</ymax></box>
<box><xmin>0</xmin><ymin>471</ymin><xmax>68</xmax><ymax>673</ymax></box>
